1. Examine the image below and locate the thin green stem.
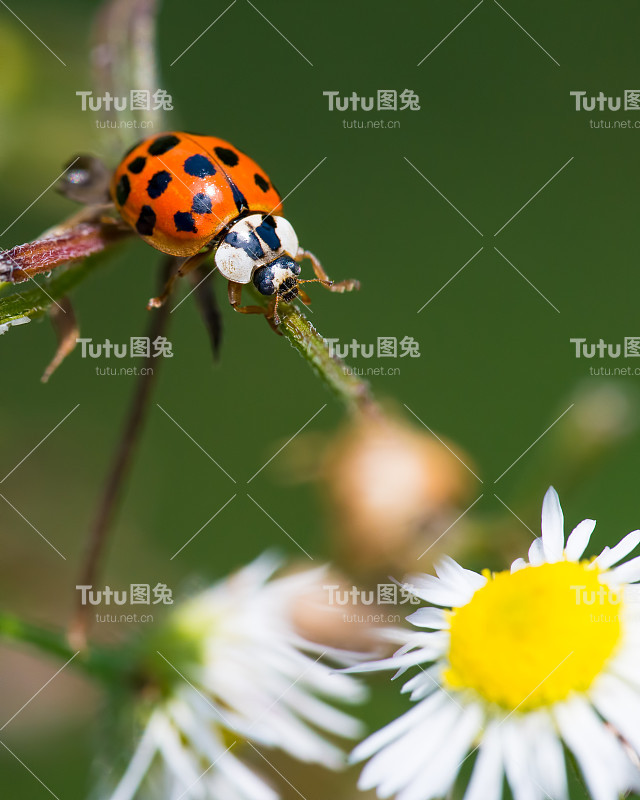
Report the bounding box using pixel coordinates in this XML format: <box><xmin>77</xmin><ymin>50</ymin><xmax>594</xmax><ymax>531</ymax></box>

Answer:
<box><xmin>0</xmin><ymin>611</ymin><xmax>128</xmax><ymax>685</ymax></box>
<box><xmin>278</xmin><ymin>302</ymin><xmax>381</xmax><ymax>417</ymax></box>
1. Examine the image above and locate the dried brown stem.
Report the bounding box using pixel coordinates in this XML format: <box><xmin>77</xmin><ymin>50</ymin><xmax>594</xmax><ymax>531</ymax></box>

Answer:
<box><xmin>67</xmin><ymin>257</ymin><xmax>176</xmax><ymax>650</ymax></box>
<box><xmin>0</xmin><ymin>220</ymin><xmax>130</xmax><ymax>283</ymax></box>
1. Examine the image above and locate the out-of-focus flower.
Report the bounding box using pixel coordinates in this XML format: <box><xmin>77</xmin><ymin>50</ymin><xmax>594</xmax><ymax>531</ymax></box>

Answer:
<box><xmin>321</xmin><ymin>414</ymin><xmax>473</xmax><ymax>574</ymax></box>
<box><xmin>106</xmin><ymin>556</ymin><xmax>366</xmax><ymax>800</ymax></box>
<box><xmin>348</xmin><ymin>488</ymin><xmax>640</xmax><ymax>800</ymax></box>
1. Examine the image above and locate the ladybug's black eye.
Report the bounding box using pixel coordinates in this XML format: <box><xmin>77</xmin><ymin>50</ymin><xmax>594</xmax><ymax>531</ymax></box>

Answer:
<box><xmin>253</xmin><ymin>265</ymin><xmax>276</xmax><ymax>296</ymax></box>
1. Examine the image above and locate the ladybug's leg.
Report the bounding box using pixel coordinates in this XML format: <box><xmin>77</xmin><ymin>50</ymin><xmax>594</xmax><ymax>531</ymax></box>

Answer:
<box><xmin>227</xmin><ymin>281</ymin><xmax>281</xmax><ymax>334</ymax></box>
<box><xmin>147</xmin><ymin>250</ymin><xmax>209</xmax><ymax>309</ymax></box>
<box><xmin>227</xmin><ymin>280</ymin><xmax>266</xmax><ymax>315</ymax></box>
<box><xmin>296</xmin><ymin>248</ymin><xmax>360</xmax><ymax>293</ymax></box>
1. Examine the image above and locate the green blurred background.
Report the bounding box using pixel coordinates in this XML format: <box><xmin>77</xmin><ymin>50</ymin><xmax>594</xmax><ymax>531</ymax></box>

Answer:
<box><xmin>1</xmin><ymin>0</ymin><xmax>640</xmax><ymax>796</ymax></box>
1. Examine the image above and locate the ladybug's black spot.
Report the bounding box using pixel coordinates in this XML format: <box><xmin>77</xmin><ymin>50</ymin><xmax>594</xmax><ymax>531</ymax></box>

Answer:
<box><xmin>184</xmin><ymin>155</ymin><xmax>216</xmax><ymax>178</ymax></box>
<box><xmin>256</xmin><ymin>215</ymin><xmax>281</xmax><ymax>251</ymax></box>
<box><xmin>225</xmin><ymin>229</ymin><xmax>264</xmax><ymax>261</ymax></box>
<box><xmin>148</xmin><ymin>135</ymin><xmax>180</xmax><ymax>156</ymax></box>
<box><xmin>254</xmin><ymin>173</ymin><xmax>270</xmax><ymax>192</ymax></box>
<box><xmin>174</xmin><ymin>211</ymin><xmax>198</xmax><ymax>233</ymax></box>
<box><xmin>147</xmin><ymin>171</ymin><xmax>172</xmax><ymax>198</ymax></box>
<box><xmin>214</xmin><ymin>146</ymin><xmax>239</xmax><ymax>167</ymax></box>
<box><xmin>136</xmin><ymin>205</ymin><xmax>156</xmax><ymax>236</ymax></box>
<box><xmin>128</xmin><ymin>156</ymin><xmax>146</xmax><ymax>174</ymax></box>
<box><xmin>191</xmin><ymin>192</ymin><xmax>212</xmax><ymax>214</ymax></box>
<box><xmin>115</xmin><ymin>174</ymin><xmax>131</xmax><ymax>206</ymax></box>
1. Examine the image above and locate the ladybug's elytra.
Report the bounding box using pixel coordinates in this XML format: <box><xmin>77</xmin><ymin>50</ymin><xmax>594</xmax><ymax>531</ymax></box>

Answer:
<box><xmin>110</xmin><ymin>132</ymin><xmax>359</xmax><ymax>323</ymax></box>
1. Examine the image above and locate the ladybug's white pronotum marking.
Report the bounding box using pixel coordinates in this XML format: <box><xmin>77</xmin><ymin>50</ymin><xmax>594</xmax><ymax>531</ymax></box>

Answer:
<box><xmin>214</xmin><ymin>214</ymin><xmax>298</xmax><ymax>284</ymax></box>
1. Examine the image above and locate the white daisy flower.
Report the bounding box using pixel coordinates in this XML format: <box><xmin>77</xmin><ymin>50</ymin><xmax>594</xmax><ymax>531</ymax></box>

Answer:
<box><xmin>349</xmin><ymin>487</ymin><xmax>640</xmax><ymax>800</ymax></box>
<box><xmin>107</xmin><ymin>555</ymin><xmax>366</xmax><ymax>800</ymax></box>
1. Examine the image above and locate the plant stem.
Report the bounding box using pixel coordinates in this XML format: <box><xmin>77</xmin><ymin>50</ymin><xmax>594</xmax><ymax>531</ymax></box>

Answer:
<box><xmin>278</xmin><ymin>302</ymin><xmax>380</xmax><ymax>417</ymax></box>
<box><xmin>91</xmin><ymin>0</ymin><xmax>164</xmax><ymax>161</ymax></box>
<box><xmin>0</xmin><ymin>611</ymin><xmax>126</xmax><ymax>684</ymax></box>
<box><xmin>67</xmin><ymin>257</ymin><xmax>175</xmax><ymax>651</ymax></box>
<box><xmin>0</xmin><ymin>220</ymin><xmax>128</xmax><ymax>285</ymax></box>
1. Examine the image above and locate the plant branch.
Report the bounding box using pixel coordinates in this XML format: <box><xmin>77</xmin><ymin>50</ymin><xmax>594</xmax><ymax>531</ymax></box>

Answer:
<box><xmin>278</xmin><ymin>301</ymin><xmax>380</xmax><ymax>417</ymax></box>
<box><xmin>0</xmin><ymin>611</ymin><xmax>127</xmax><ymax>685</ymax></box>
<box><xmin>67</xmin><ymin>257</ymin><xmax>176</xmax><ymax>651</ymax></box>
<box><xmin>0</xmin><ymin>220</ymin><xmax>129</xmax><ymax>285</ymax></box>
<box><xmin>91</xmin><ymin>0</ymin><xmax>164</xmax><ymax>161</ymax></box>
<box><xmin>0</xmin><ymin>221</ymin><xmax>131</xmax><ymax>328</ymax></box>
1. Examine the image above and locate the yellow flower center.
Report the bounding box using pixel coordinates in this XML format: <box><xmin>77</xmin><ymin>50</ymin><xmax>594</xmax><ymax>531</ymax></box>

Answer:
<box><xmin>443</xmin><ymin>561</ymin><xmax>623</xmax><ymax>711</ymax></box>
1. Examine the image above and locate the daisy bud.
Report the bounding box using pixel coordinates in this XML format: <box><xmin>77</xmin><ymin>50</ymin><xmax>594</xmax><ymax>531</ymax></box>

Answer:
<box><xmin>321</xmin><ymin>415</ymin><xmax>474</xmax><ymax>575</ymax></box>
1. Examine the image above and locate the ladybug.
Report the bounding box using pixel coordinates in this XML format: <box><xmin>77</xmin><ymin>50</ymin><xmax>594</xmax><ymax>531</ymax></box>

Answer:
<box><xmin>110</xmin><ymin>132</ymin><xmax>359</xmax><ymax>323</ymax></box>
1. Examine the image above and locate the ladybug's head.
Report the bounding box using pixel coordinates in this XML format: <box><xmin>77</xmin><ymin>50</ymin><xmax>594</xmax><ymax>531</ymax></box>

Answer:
<box><xmin>252</xmin><ymin>256</ymin><xmax>301</xmax><ymax>302</ymax></box>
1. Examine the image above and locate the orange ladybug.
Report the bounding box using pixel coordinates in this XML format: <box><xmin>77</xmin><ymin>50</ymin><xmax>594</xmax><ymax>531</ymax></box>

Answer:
<box><xmin>111</xmin><ymin>132</ymin><xmax>359</xmax><ymax>323</ymax></box>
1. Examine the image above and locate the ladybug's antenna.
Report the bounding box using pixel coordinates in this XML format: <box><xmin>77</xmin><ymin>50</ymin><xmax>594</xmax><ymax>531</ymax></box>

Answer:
<box><xmin>298</xmin><ymin>279</ymin><xmax>332</xmax><ymax>288</ymax></box>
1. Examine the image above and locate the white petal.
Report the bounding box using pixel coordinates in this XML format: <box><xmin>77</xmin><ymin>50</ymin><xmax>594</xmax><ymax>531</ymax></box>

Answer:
<box><xmin>433</xmin><ymin>557</ymin><xmax>481</xmax><ymax>589</ymax></box>
<box><xmin>214</xmin><ymin>753</ymin><xmax>278</xmax><ymax>800</ymax></box>
<box><xmin>555</xmin><ymin>697</ymin><xmax>640</xmax><ymax>800</ymax></box>
<box><xmin>463</xmin><ymin>721</ymin><xmax>503</xmax><ymax>800</ymax></box>
<box><xmin>499</xmin><ymin>713</ymin><xmax>567</xmax><ymax>800</ymax></box>
<box><xmin>501</xmin><ymin>721</ymin><xmax>539</xmax><ymax>800</ymax></box>
<box><xmin>401</xmin><ymin>666</ymin><xmax>442</xmax><ymax>702</ymax></box>
<box><xmin>108</xmin><ymin>715</ymin><xmax>160</xmax><ymax>800</ymax></box>
<box><xmin>609</xmin><ymin>650</ymin><xmax>640</xmax><ymax>693</ymax></box>
<box><xmin>396</xmin><ymin>703</ymin><xmax>483</xmax><ymax>800</ymax></box>
<box><xmin>597</xmin><ymin>530</ymin><xmax>640</xmax><ymax>569</ymax></box>
<box><xmin>528</xmin><ymin>713</ymin><xmax>568</xmax><ymax>800</ymax></box>
<box><xmin>565</xmin><ymin>519</ymin><xmax>596</xmax><ymax>561</ymax></box>
<box><xmin>351</xmin><ymin>689</ymin><xmax>450</xmax><ymax>764</ymax></box>
<box><xmin>528</xmin><ymin>538</ymin><xmax>545</xmax><ymax>566</ymax></box>
<box><xmin>169</xmin><ymin>701</ymin><xmax>277</xmax><ymax>800</ymax></box>
<box><xmin>276</xmin><ymin>683</ymin><xmax>364</xmax><ymax>738</ymax></box>
<box><xmin>361</xmin><ymin>698</ymin><xmax>461</xmax><ymax>796</ymax></box>
<box><xmin>541</xmin><ymin>486</ymin><xmax>564</xmax><ymax>562</ymax></box>
<box><xmin>406</xmin><ymin>607</ymin><xmax>448</xmax><ymax>630</ymax></box>
<box><xmin>153</xmin><ymin>714</ymin><xmax>205</xmax><ymax>796</ymax></box>
<box><xmin>406</xmin><ymin>565</ymin><xmax>486</xmax><ymax>608</ymax></box>
<box><xmin>344</xmin><ymin>642</ymin><xmax>444</xmax><ymax>676</ymax></box>
<box><xmin>592</xmin><ymin>673</ymin><xmax>640</xmax><ymax>754</ymax></box>
<box><xmin>604</xmin><ymin>554</ymin><xmax>640</xmax><ymax>586</ymax></box>
<box><xmin>510</xmin><ymin>558</ymin><xmax>527</xmax><ymax>573</ymax></box>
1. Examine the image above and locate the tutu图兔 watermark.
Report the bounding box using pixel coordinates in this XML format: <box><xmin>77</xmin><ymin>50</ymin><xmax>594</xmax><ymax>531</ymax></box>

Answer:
<box><xmin>325</xmin><ymin>335</ymin><xmax>420</xmax><ymax>377</ymax></box>
<box><xmin>571</xmin><ymin>583</ymin><xmax>640</xmax><ymax>605</ymax></box>
<box><xmin>78</xmin><ymin>336</ymin><xmax>174</xmax><ymax>358</ymax></box>
<box><xmin>77</xmin><ymin>89</ymin><xmax>172</xmax><ymax>129</ymax></box>
<box><xmin>571</xmin><ymin>336</ymin><xmax>640</xmax><ymax>377</ymax></box>
<box><xmin>324</xmin><ymin>583</ymin><xmax>420</xmax><ymax>624</ymax></box>
<box><xmin>77</xmin><ymin>89</ymin><xmax>173</xmax><ymax>112</ymax></box>
<box><xmin>570</xmin><ymin>89</ymin><xmax>640</xmax><ymax>130</ymax></box>
<box><xmin>324</xmin><ymin>89</ymin><xmax>419</xmax><ymax>131</ymax></box>
<box><xmin>570</xmin><ymin>90</ymin><xmax>640</xmax><ymax>112</ymax></box>
<box><xmin>77</xmin><ymin>335</ymin><xmax>173</xmax><ymax>376</ymax></box>
<box><xmin>324</xmin><ymin>583</ymin><xmax>420</xmax><ymax>606</ymax></box>
<box><xmin>76</xmin><ymin>582</ymin><xmax>173</xmax><ymax>606</ymax></box>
